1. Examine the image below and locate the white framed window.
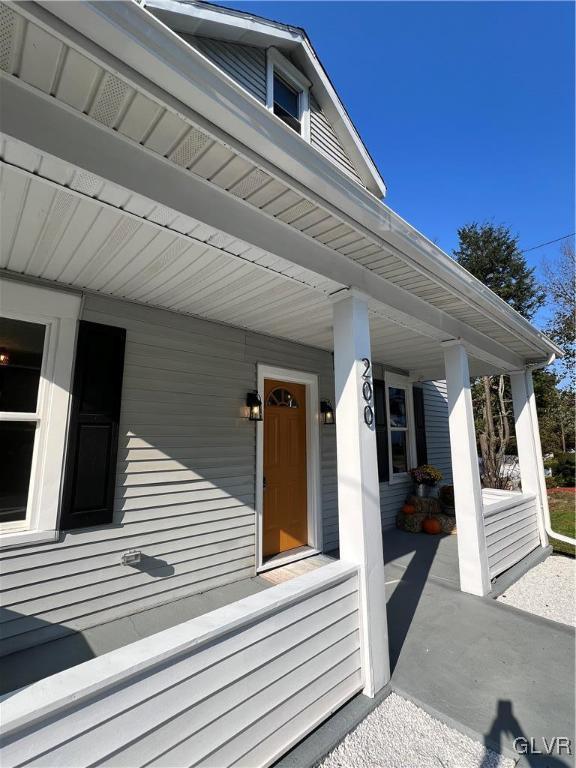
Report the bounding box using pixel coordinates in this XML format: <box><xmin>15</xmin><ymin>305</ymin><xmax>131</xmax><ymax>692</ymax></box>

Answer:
<box><xmin>385</xmin><ymin>373</ymin><xmax>417</xmax><ymax>484</ymax></box>
<box><xmin>266</xmin><ymin>47</ymin><xmax>311</xmax><ymax>140</ymax></box>
<box><xmin>0</xmin><ymin>278</ymin><xmax>81</xmax><ymax>549</ymax></box>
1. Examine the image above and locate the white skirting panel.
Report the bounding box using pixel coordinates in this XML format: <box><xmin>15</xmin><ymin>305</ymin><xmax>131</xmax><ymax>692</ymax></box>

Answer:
<box><xmin>482</xmin><ymin>491</ymin><xmax>541</xmax><ymax>578</ymax></box>
<box><xmin>0</xmin><ymin>561</ymin><xmax>362</xmax><ymax>768</ymax></box>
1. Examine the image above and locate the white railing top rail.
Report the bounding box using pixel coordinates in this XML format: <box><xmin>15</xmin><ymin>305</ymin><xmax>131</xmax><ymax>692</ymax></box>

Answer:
<box><xmin>482</xmin><ymin>490</ymin><xmax>538</xmax><ymax>519</ymax></box>
<box><xmin>0</xmin><ymin>559</ymin><xmax>358</xmax><ymax>738</ymax></box>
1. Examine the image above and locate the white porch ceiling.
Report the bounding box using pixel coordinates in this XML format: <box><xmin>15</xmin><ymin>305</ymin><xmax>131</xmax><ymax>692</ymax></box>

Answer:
<box><xmin>0</xmin><ymin>140</ymin><xmax>455</xmax><ymax>377</ymax></box>
<box><xmin>0</xmin><ymin>1</ymin><xmax>556</xmax><ymax>373</ymax></box>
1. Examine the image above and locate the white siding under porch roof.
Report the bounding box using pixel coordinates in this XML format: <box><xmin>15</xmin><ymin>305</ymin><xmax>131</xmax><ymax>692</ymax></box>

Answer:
<box><xmin>0</xmin><ymin>295</ymin><xmax>337</xmax><ymax>657</ymax></box>
<box><xmin>0</xmin><ymin>157</ymin><xmax>453</xmax><ymax>376</ymax></box>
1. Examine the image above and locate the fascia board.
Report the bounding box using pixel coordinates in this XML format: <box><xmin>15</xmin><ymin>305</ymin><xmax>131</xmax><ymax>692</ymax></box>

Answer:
<box><xmin>31</xmin><ymin>1</ymin><xmax>560</xmax><ymax>361</ymax></box>
<box><xmin>144</xmin><ymin>0</ymin><xmax>305</xmax><ymax>46</ymax></box>
<box><xmin>292</xmin><ymin>40</ymin><xmax>387</xmax><ymax>198</ymax></box>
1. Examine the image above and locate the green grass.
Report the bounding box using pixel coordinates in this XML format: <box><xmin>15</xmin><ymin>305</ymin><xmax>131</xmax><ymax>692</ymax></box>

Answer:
<box><xmin>548</xmin><ymin>491</ymin><xmax>575</xmax><ymax>557</ymax></box>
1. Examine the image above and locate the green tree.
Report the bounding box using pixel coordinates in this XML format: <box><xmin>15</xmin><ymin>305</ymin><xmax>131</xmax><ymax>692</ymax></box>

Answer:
<box><xmin>454</xmin><ymin>222</ymin><xmax>545</xmax><ymax>488</ymax></box>
<box><xmin>454</xmin><ymin>222</ymin><xmax>545</xmax><ymax>318</ymax></box>
<box><xmin>543</xmin><ymin>243</ymin><xmax>575</xmax><ymax>389</ymax></box>
<box><xmin>534</xmin><ymin>369</ymin><xmax>575</xmax><ymax>454</ymax></box>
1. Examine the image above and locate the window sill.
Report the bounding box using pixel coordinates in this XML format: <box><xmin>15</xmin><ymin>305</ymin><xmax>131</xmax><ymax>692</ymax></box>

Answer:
<box><xmin>0</xmin><ymin>529</ymin><xmax>59</xmax><ymax>550</ymax></box>
<box><xmin>388</xmin><ymin>473</ymin><xmax>411</xmax><ymax>486</ymax></box>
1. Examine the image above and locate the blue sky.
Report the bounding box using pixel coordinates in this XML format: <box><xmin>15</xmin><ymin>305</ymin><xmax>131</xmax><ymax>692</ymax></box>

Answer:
<box><xmin>214</xmin><ymin>0</ymin><xmax>574</xmax><ymax>327</ymax></box>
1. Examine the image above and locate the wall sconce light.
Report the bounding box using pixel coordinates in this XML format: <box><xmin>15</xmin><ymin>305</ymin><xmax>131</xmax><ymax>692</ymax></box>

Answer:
<box><xmin>0</xmin><ymin>348</ymin><xmax>9</xmax><ymax>366</ymax></box>
<box><xmin>320</xmin><ymin>400</ymin><xmax>335</xmax><ymax>425</ymax></box>
<box><xmin>246</xmin><ymin>391</ymin><xmax>263</xmax><ymax>421</ymax></box>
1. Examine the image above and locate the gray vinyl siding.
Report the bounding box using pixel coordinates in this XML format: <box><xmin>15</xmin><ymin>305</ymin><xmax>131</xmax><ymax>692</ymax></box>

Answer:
<box><xmin>310</xmin><ymin>97</ymin><xmax>363</xmax><ymax>183</ymax></box>
<box><xmin>380</xmin><ymin>479</ymin><xmax>413</xmax><ymax>530</ymax></box>
<box><xmin>0</xmin><ymin>298</ymin><xmax>455</xmax><ymax>655</ymax></box>
<box><xmin>423</xmin><ymin>380</ymin><xmax>453</xmax><ymax>485</ymax></box>
<box><xmin>0</xmin><ymin>565</ymin><xmax>361</xmax><ymax>768</ymax></box>
<box><xmin>322</xmin><ymin>430</ymin><xmax>339</xmax><ymax>552</ymax></box>
<box><xmin>0</xmin><ymin>295</ymin><xmax>337</xmax><ymax>657</ymax></box>
<box><xmin>182</xmin><ymin>35</ymin><xmax>364</xmax><ymax>185</ymax></box>
<box><xmin>187</xmin><ymin>36</ymin><xmax>267</xmax><ymax>104</ymax></box>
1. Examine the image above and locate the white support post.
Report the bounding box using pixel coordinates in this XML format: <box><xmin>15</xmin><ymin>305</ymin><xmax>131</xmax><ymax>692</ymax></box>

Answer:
<box><xmin>443</xmin><ymin>342</ymin><xmax>491</xmax><ymax>596</ymax></box>
<box><xmin>510</xmin><ymin>371</ymin><xmax>549</xmax><ymax>547</ymax></box>
<box><xmin>332</xmin><ymin>290</ymin><xmax>389</xmax><ymax>697</ymax></box>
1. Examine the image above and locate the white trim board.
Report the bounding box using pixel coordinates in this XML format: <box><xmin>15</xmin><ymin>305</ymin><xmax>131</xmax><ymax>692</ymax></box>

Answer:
<box><xmin>256</xmin><ymin>364</ymin><xmax>322</xmax><ymax>571</ymax></box>
<box><xmin>384</xmin><ymin>371</ymin><xmax>417</xmax><ymax>484</ymax></box>
<box><xmin>266</xmin><ymin>47</ymin><xmax>311</xmax><ymax>142</ymax></box>
<box><xmin>0</xmin><ymin>278</ymin><xmax>81</xmax><ymax>549</ymax></box>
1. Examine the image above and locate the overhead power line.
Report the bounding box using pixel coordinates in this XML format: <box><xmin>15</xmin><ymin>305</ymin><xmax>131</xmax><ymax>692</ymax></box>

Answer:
<box><xmin>520</xmin><ymin>233</ymin><xmax>575</xmax><ymax>254</ymax></box>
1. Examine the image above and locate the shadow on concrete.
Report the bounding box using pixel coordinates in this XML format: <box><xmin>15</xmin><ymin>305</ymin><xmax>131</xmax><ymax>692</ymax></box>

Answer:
<box><xmin>383</xmin><ymin>529</ymin><xmax>446</xmax><ymax>673</ymax></box>
<box><xmin>0</xmin><ymin>607</ymin><xmax>96</xmax><ymax>696</ymax></box>
<box><xmin>483</xmin><ymin>700</ymin><xmax>571</xmax><ymax>768</ymax></box>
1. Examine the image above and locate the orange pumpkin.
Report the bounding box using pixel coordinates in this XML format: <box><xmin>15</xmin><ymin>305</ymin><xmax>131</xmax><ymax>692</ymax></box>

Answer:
<box><xmin>402</xmin><ymin>503</ymin><xmax>416</xmax><ymax>515</ymax></box>
<box><xmin>422</xmin><ymin>516</ymin><xmax>442</xmax><ymax>535</ymax></box>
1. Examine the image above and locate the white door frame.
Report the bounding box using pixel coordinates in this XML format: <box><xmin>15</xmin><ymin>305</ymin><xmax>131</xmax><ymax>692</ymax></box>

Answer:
<box><xmin>256</xmin><ymin>364</ymin><xmax>322</xmax><ymax>571</ymax></box>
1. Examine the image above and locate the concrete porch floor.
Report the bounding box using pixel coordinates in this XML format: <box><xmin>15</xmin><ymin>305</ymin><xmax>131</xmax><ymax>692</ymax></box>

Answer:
<box><xmin>385</xmin><ymin>530</ymin><xmax>575</xmax><ymax>767</ymax></box>
<box><xmin>384</xmin><ymin>527</ymin><xmax>460</xmax><ymax>587</ymax></box>
<box><xmin>279</xmin><ymin>530</ymin><xmax>575</xmax><ymax>767</ymax></box>
<box><xmin>3</xmin><ymin>532</ymin><xmax>574</xmax><ymax>768</ymax></box>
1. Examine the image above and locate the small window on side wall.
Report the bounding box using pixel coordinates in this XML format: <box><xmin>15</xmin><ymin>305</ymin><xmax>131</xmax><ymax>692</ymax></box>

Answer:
<box><xmin>266</xmin><ymin>48</ymin><xmax>310</xmax><ymax>140</ymax></box>
<box><xmin>273</xmin><ymin>74</ymin><xmax>301</xmax><ymax>133</ymax></box>
<box><xmin>374</xmin><ymin>375</ymin><xmax>418</xmax><ymax>484</ymax></box>
<box><xmin>388</xmin><ymin>387</ymin><xmax>408</xmax><ymax>475</ymax></box>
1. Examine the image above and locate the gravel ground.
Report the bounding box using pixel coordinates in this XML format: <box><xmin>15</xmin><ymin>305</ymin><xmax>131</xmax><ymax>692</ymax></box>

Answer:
<box><xmin>318</xmin><ymin>693</ymin><xmax>515</xmax><ymax>768</ymax></box>
<box><xmin>496</xmin><ymin>554</ymin><xmax>575</xmax><ymax>627</ymax></box>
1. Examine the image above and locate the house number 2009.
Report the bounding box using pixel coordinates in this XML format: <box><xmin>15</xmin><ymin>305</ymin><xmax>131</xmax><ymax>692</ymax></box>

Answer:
<box><xmin>361</xmin><ymin>358</ymin><xmax>374</xmax><ymax>427</ymax></box>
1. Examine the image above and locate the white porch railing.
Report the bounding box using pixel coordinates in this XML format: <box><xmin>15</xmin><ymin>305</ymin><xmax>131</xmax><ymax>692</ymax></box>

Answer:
<box><xmin>0</xmin><ymin>561</ymin><xmax>362</xmax><ymax>768</ymax></box>
<box><xmin>482</xmin><ymin>489</ymin><xmax>541</xmax><ymax>578</ymax></box>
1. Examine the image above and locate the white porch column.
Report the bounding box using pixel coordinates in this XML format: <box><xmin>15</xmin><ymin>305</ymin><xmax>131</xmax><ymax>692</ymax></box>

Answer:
<box><xmin>510</xmin><ymin>371</ymin><xmax>549</xmax><ymax>547</ymax></box>
<box><xmin>443</xmin><ymin>341</ymin><xmax>491</xmax><ymax>596</ymax></box>
<box><xmin>332</xmin><ymin>290</ymin><xmax>389</xmax><ymax>697</ymax></box>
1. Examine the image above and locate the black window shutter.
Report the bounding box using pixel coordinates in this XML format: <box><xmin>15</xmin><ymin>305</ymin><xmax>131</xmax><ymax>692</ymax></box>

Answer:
<box><xmin>60</xmin><ymin>321</ymin><xmax>126</xmax><ymax>530</ymax></box>
<box><xmin>413</xmin><ymin>385</ymin><xmax>428</xmax><ymax>467</ymax></box>
<box><xmin>373</xmin><ymin>379</ymin><xmax>389</xmax><ymax>482</ymax></box>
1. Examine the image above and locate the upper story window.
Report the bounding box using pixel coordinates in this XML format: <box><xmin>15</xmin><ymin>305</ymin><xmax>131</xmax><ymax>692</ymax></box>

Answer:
<box><xmin>266</xmin><ymin>48</ymin><xmax>310</xmax><ymax>140</ymax></box>
<box><xmin>273</xmin><ymin>75</ymin><xmax>301</xmax><ymax>133</ymax></box>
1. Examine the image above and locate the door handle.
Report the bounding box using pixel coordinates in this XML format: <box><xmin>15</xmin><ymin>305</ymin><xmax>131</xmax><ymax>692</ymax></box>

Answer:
<box><xmin>263</xmin><ymin>476</ymin><xmax>267</xmax><ymax>490</ymax></box>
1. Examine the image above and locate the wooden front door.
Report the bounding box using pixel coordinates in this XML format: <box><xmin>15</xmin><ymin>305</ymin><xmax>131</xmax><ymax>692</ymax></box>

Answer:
<box><xmin>263</xmin><ymin>379</ymin><xmax>308</xmax><ymax>557</ymax></box>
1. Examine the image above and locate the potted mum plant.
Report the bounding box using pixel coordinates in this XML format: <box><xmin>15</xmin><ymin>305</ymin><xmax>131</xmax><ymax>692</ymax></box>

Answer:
<box><xmin>409</xmin><ymin>464</ymin><xmax>443</xmax><ymax>497</ymax></box>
